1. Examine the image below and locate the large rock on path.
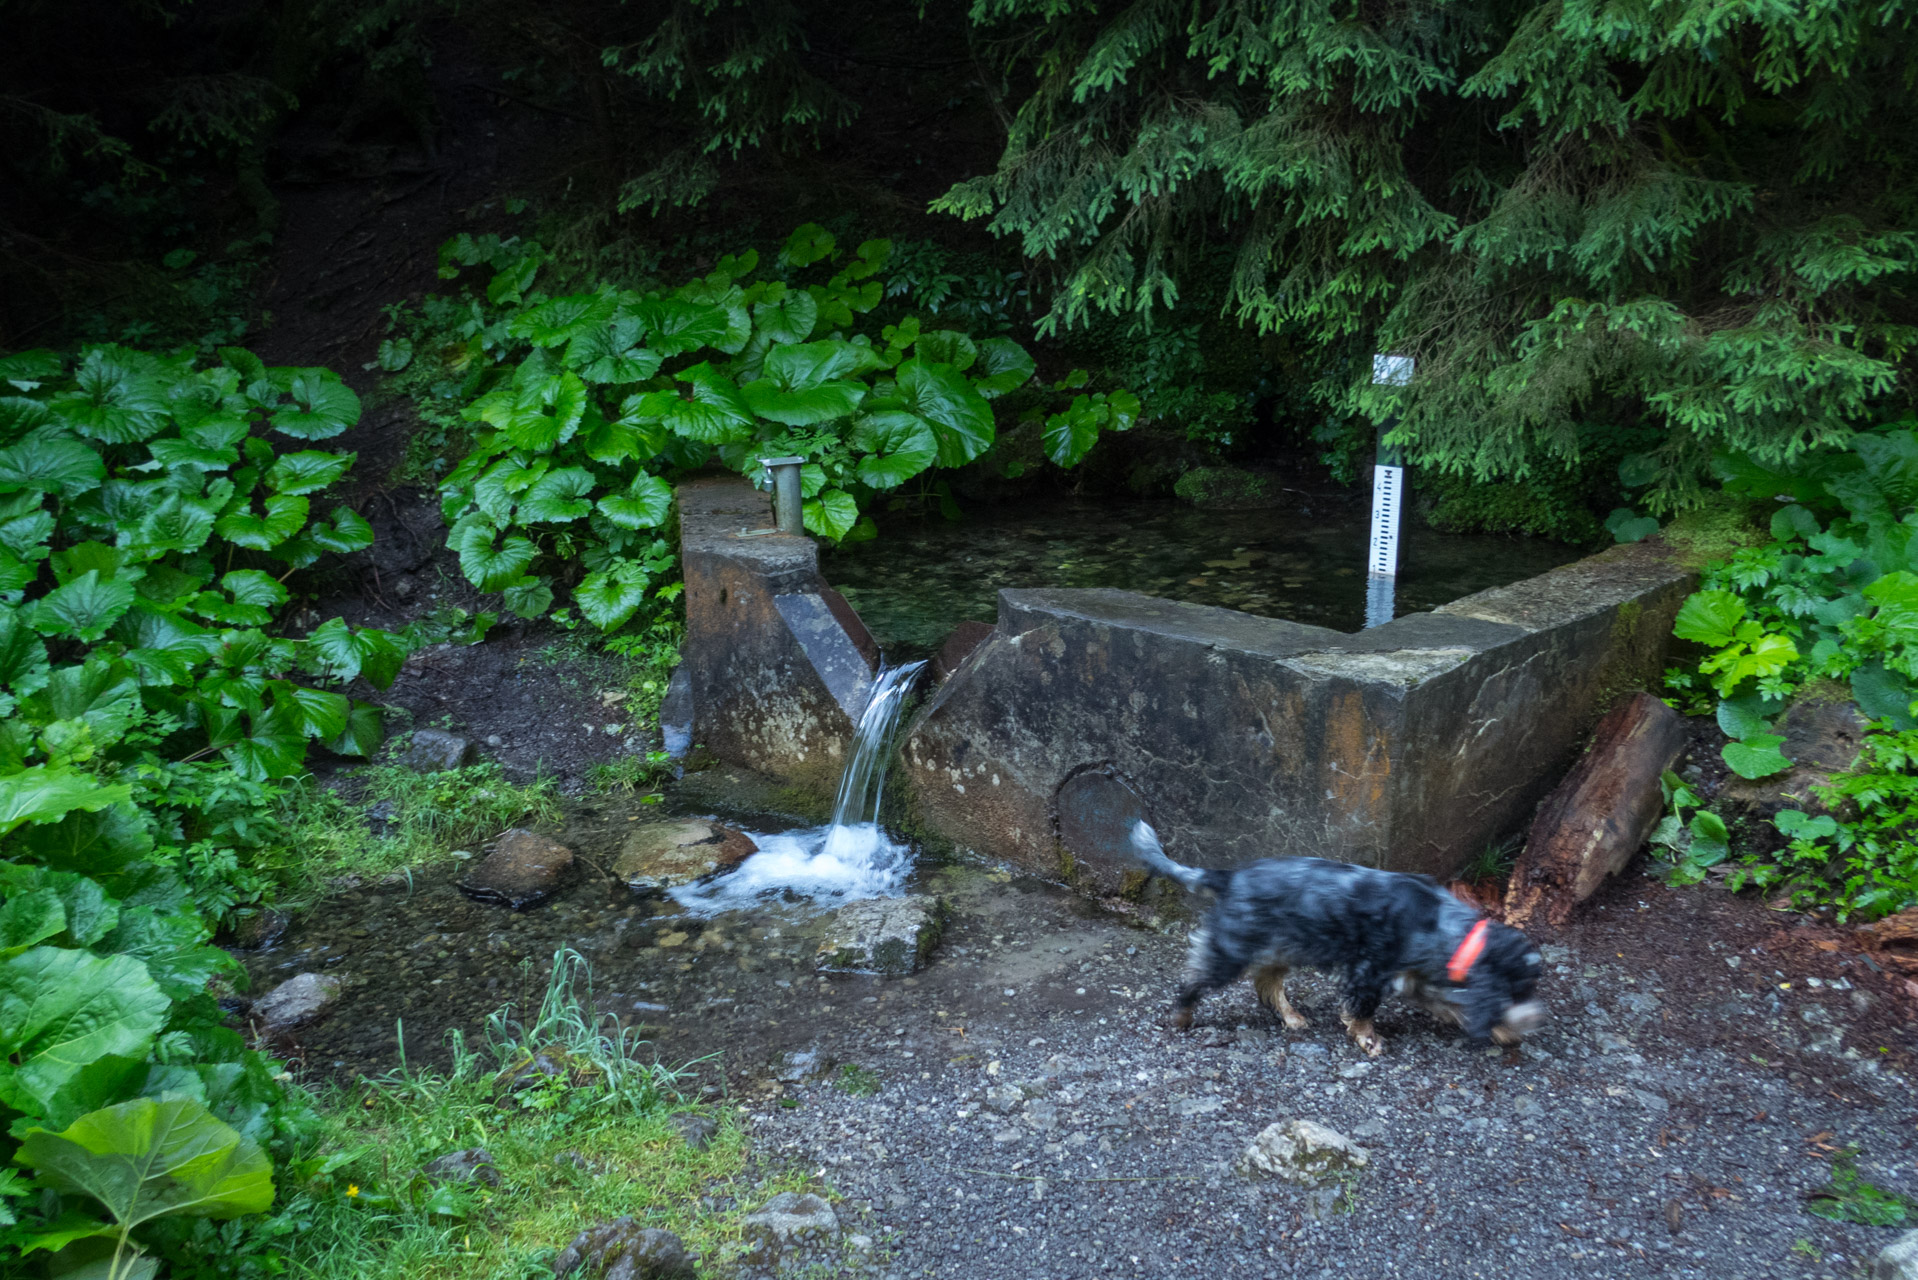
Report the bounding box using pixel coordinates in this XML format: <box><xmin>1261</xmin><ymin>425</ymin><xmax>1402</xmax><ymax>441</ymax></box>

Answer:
<box><xmin>1877</xmin><ymin>1229</ymin><xmax>1918</xmax><ymax>1280</ymax></box>
<box><xmin>1506</xmin><ymin>692</ymin><xmax>1686</xmax><ymax>928</ymax></box>
<box><xmin>254</xmin><ymin>972</ymin><xmax>341</xmax><ymax>1031</ymax></box>
<box><xmin>1238</xmin><ymin>1119</ymin><xmax>1370</xmax><ymax>1185</ymax></box>
<box><xmin>459</xmin><ymin>829</ymin><xmax>576</xmax><ymax>909</ymax></box>
<box><xmin>814</xmin><ymin>895</ymin><xmax>946</xmax><ymax>976</ymax></box>
<box><xmin>552</xmin><ymin>1218</ymin><xmax>694</xmax><ymax>1279</ymax></box>
<box><xmin>740</xmin><ymin>1192</ymin><xmax>838</xmax><ymax>1260</ymax></box>
<box><xmin>406</xmin><ymin>728</ymin><xmax>476</xmax><ymax>772</ymax></box>
<box><xmin>613</xmin><ymin>819</ymin><xmax>756</xmax><ymax>892</ymax></box>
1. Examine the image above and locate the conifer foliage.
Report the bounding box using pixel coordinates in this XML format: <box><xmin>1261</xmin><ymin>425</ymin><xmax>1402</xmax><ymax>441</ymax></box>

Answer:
<box><xmin>941</xmin><ymin>0</ymin><xmax>1918</xmax><ymax>505</ymax></box>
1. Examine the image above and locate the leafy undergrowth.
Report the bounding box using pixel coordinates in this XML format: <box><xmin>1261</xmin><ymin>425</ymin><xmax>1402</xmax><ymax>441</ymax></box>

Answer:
<box><xmin>194</xmin><ymin>952</ymin><xmax>816</xmax><ymax>1280</ymax></box>
<box><xmin>278</xmin><ymin>752</ymin><xmax>561</xmax><ymax>893</ymax></box>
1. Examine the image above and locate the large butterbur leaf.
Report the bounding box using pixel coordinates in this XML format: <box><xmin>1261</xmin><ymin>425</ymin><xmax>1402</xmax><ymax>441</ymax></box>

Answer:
<box><xmin>802</xmin><ymin>488</ymin><xmax>859</xmax><ymax>540</ymax></box>
<box><xmin>631</xmin><ymin>297</ymin><xmax>732</xmax><ymax>357</ymax></box>
<box><xmin>890</xmin><ymin>359</ymin><xmax>994</xmax><ymax>467</ymax></box>
<box><xmin>1672</xmin><ymin>589</ymin><xmax>1745</xmax><ymax>646</ymax></box>
<box><xmin>220</xmin><ymin>703</ymin><xmax>307</xmax><ymax>780</ymax></box>
<box><xmin>50</xmin><ymin>349</ymin><xmax>169</xmax><ymax>444</ymax></box>
<box><xmin>17</xmin><ymin>1096</ymin><xmax>274</xmax><ymax>1231</ymax></box>
<box><xmin>0</xmin><ymin>608</ymin><xmax>51</xmax><ymax>696</ymax></box>
<box><xmin>302</xmin><ymin>618</ymin><xmax>407</xmax><ymax>688</ymax></box>
<box><xmin>214</xmin><ymin>493</ymin><xmax>308</xmax><ymax>550</ymax></box>
<box><xmin>0</xmin><ymin>435</ymin><xmax>107</xmax><ymax>497</ymax></box>
<box><xmin>28</xmin><ymin>571</ymin><xmax>137</xmax><ymax>642</ymax></box>
<box><xmin>502</xmin><ymin>371</ymin><xmax>589</xmax><ymax>453</ymax></box>
<box><xmin>0</xmin><ymin>947</ymin><xmax>168</xmax><ymax>1118</ymax></box>
<box><xmin>268</xmin><ymin>370</ymin><xmax>360</xmax><ymax>439</ymax></box>
<box><xmin>573</xmin><ymin>567</ymin><xmax>649</xmax><ymax>631</ymax></box>
<box><xmin>651</xmin><ymin>364</ymin><xmax>754</xmax><ymax>443</ymax></box>
<box><xmin>265</xmin><ymin>451</ymin><xmax>354</xmax><ymax>495</ymax></box>
<box><xmin>565</xmin><ymin>317</ymin><xmax>662</xmax><ymax>385</ymax></box>
<box><xmin>742</xmin><ymin>379</ymin><xmax>865</xmax><ymax>426</ymax></box>
<box><xmin>517</xmin><ymin>467</ymin><xmax>597</xmax><ymax>523</ymax></box>
<box><xmin>851</xmin><ymin>411</ymin><xmax>936</xmax><ymax>489</ymax></box>
<box><xmin>454</xmin><ymin>522</ymin><xmax>537</xmax><ymax>592</ymax></box>
<box><xmin>596</xmin><ymin>473</ymin><xmax>673</xmax><ymax>530</ymax></box>
<box><xmin>972</xmin><ymin>338</ymin><xmax>1036</xmax><ymax>398</ymax></box>
<box><xmin>510</xmin><ymin>292</ymin><xmax>617</xmax><ymax>348</ymax></box>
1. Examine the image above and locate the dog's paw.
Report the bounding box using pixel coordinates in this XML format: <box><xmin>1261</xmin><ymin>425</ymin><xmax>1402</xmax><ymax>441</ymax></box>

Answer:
<box><xmin>1167</xmin><ymin>1007</ymin><xmax>1195</xmax><ymax>1032</ymax></box>
<box><xmin>1279</xmin><ymin>1009</ymin><xmax>1309</xmax><ymax>1031</ymax></box>
<box><xmin>1353</xmin><ymin>1030</ymin><xmax>1386</xmax><ymax>1057</ymax></box>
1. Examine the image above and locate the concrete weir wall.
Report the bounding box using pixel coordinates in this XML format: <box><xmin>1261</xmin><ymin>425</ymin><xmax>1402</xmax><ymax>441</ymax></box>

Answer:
<box><xmin>676</xmin><ymin>477</ymin><xmax>1694</xmax><ymax>886</ymax></box>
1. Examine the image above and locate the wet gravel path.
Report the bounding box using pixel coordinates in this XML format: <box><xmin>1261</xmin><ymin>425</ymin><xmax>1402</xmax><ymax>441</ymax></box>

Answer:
<box><xmin>263</xmin><ymin>832</ymin><xmax>1918</xmax><ymax>1280</ymax></box>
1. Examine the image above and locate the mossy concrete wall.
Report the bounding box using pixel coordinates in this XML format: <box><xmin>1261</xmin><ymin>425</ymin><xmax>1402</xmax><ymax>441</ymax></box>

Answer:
<box><xmin>677</xmin><ymin>477</ymin><xmax>1694</xmax><ymax>886</ymax></box>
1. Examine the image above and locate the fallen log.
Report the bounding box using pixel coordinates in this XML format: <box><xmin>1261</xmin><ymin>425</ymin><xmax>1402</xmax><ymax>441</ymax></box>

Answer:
<box><xmin>1504</xmin><ymin>692</ymin><xmax>1687</xmax><ymax>929</ymax></box>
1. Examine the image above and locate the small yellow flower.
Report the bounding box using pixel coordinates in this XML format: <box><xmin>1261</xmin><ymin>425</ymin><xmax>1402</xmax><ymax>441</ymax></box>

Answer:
<box><xmin>346</xmin><ymin>1184</ymin><xmax>360</xmax><ymax>1198</ymax></box>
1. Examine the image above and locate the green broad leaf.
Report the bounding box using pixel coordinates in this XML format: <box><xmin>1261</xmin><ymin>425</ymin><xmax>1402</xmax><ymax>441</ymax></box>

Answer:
<box><xmin>632</xmin><ymin>297</ymin><xmax>733</xmax><ymax>357</ymax></box>
<box><xmin>0</xmin><ymin>349</ymin><xmax>63</xmax><ymax>386</ymax></box>
<box><xmin>223</xmin><ymin>570</ymin><xmax>288</xmax><ymax>615</ymax></box>
<box><xmin>302</xmin><ymin>618</ymin><xmax>408</xmax><ymax>689</ymax></box>
<box><xmin>845</xmin><ymin>239</ymin><xmax>892</xmax><ymax>280</ymax></box>
<box><xmin>1715</xmin><ymin>693</ymin><xmax>1782</xmax><ymax>742</ymax></box>
<box><xmin>454</xmin><ymin>523</ymin><xmax>537</xmax><ymax>593</ymax></box>
<box><xmin>802</xmin><ymin>488</ymin><xmax>859</xmax><ymax>541</ymax></box>
<box><xmin>1103</xmin><ymin>387</ymin><xmax>1141</xmax><ymax>431</ymax></box>
<box><xmin>780</xmin><ymin>223</ymin><xmax>836</xmax><ymax>268</ymax></box>
<box><xmin>509</xmin><ymin>292</ymin><xmax>617</xmax><ymax>348</ymax></box>
<box><xmin>760</xmin><ymin>340</ymin><xmax>866</xmax><ymax>390</ymax></box>
<box><xmin>131</xmin><ymin>491</ymin><xmax>222</xmax><ymax>555</ymax></box>
<box><xmin>752</xmin><ymin>291</ymin><xmax>819</xmax><ymax>346</ymax></box>
<box><xmin>269</xmin><ymin>371</ymin><xmax>361</xmax><ymax>439</ymax></box>
<box><xmin>325</xmin><ymin>700</ymin><xmax>385</xmax><ymax>757</ymax></box>
<box><xmin>916</xmin><ymin>331</ymin><xmax>978</xmax><ymax>372</ymax></box>
<box><xmin>1673</xmin><ymin>589</ymin><xmax>1746</xmax><ymax>647</ymax></box>
<box><xmin>36</xmin><ymin>656</ymin><xmax>141</xmax><ymax>744</ymax></box>
<box><xmin>517</xmin><ymin>467</ymin><xmax>597</xmax><ymax>523</ymax></box>
<box><xmin>0</xmin><ymin>548</ymin><xmax>37</xmax><ymax>594</ymax></box>
<box><xmin>503</xmin><ymin>372</ymin><xmax>589</xmax><ymax>454</ymax></box>
<box><xmin>0</xmin><ymin>435</ymin><xmax>107</xmax><ymax>497</ymax></box>
<box><xmin>13</xmin><ymin>803</ymin><xmax>152</xmax><ymax>875</ymax></box>
<box><xmin>573</xmin><ymin>569</ymin><xmax>647</xmax><ymax>631</ymax></box>
<box><xmin>51</xmin><ymin>349</ymin><xmax>169</xmax><ymax>444</ymax></box>
<box><xmin>103</xmin><ymin>907</ymin><xmax>226</xmax><ymax>1000</ymax></box>
<box><xmin>0</xmin><ymin>890</ymin><xmax>68</xmax><ymax>957</ymax></box>
<box><xmin>28</xmin><ymin>571</ymin><xmax>137</xmax><ymax>642</ymax></box>
<box><xmin>659</xmin><ymin>364</ymin><xmax>754</xmax><ymax>443</ymax></box>
<box><xmin>16</xmin><ymin>1096</ymin><xmax>274</xmax><ymax>1231</ymax></box>
<box><xmin>891</xmin><ymin>359</ymin><xmax>994</xmax><ymax>467</ymax></box>
<box><xmin>1852</xmin><ymin>430</ymin><xmax>1918</xmax><ymax>511</ymax></box>
<box><xmin>272</xmin><ymin>682</ymin><xmax>349</xmax><ymax>740</ymax></box>
<box><xmin>221</xmin><ymin>704</ymin><xmax>306</xmax><ymax>781</ymax></box>
<box><xmin>266</xmin><ymin>451</ymin><xmax>355</xmax><ymax>495</ymax></box>
<box><xmin>302</xmin><ymin>506</ymin><xmax>375</xmax><ymax>555</ymax></box>
<box><xmin>1850</xmin><ymin>660</ymin><xmax>1918</xmax><ymax>731</ymax></box>
<box><xmin>13</xmin><ymin>1212</ymin><xmax>123</xmax><ymax>1259</ymax></box>
<box><xmin>472</xmin><ymin>457</ymin><xmax>547</xmax><ymax>524</ymax></box>
<box><xmin>0</xmin><ymin>767</ymin><xmax>134</xmax><ymax>837</ymax></box>
<box><xmin>1043</xmin><ymin>401</ymin><xmax>1101</xmax><ymax>469</ymax></box>
<box><xmin>0</xmin><ymin>506</ymin><xmax>54</xmax><ymax>558</ymax></box>
<box><xmin>565</xmin><ymin>319</ymin><xmax>662</xmax><ymax>385</ymax></box>
<box><xmin>0</xmin><ymin>609</ymin><xmax>51</xmax><ymax>696</ymax></box>
<box><xmin>1769</xmin><ymin>504</ymin><xmax>1821</xmax><ymax>543</ymax></box>
<box><xmin>1774</xmin><ymin>808</ymin><xmax>1839</xmax><ymax>842</ymax></box>
<box><xmin>502</xmin><ymin>577</ymin><xmax>554</xmax><ymax>620</ymax></box>
<box><xmin>586</xmin><ymin>414</ymin><xmax>664</xmax><ymax>465</ymax></box>
<box><xmin>376</xmin><ymin>337</ymin><xmax>413</xmax><ymax>372</ymax></box>
<box><xmin>0</xmin><ymin>947</ymin><xmax>168</xmax><ymax>1117</ymax></box>
<box><xmin>972</xmin><ymin>338</ymin><xmax>1036</xmax><ymax>398</ymax></box>
<box><xmin>146</xmin><ymin>436</ymin><xmax>238</xmax><ymax>474</ymax></box>
<box><xmin>1722</xmin><ymin>734</ymin><xmax>1792</xmax><ymax>780</ymax></box>
<box><xmin>596</xmin><ymin>473</ymin><xmax>673</xmax><ymax>530</ymax></box>
<box><xmin>850</xmin><ymin>411</ymin><xmax>936</xmax><ymax>490</ymax></box>
<box><xmin>1604</xmin><ymin>508</ymin><xmax>1660</xmax><ymax>543</ymax></box>
<box><xmin>742</xmin><ymin>379</ymin><xmax>865</xmax><ymax>426</ymax></box>
<box><xmin>214</xmin><ymin>493</ymin><xmax>308</xmax><ymax>550</ymax></box>
<box><xmin>0</xmin><ymin>396</ymin><xmax>53</xmax><ymax>437</ymax></box>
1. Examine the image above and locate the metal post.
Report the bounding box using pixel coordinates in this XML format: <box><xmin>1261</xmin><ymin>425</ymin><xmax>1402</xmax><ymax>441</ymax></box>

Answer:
<box><xmin>1365</xmin><ymin>354</ymin><xmax>1413</xmax><ymax>629</ymax></box>
<box><xmin>760</xmin><ymin>455</ymin><xmax>806</xmax><ymax>536</ymax></box>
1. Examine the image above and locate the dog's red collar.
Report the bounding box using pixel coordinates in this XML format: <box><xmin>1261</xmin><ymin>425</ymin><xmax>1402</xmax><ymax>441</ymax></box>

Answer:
<box><xmin>1447</xmin><ymin>919</ymin><xmax>1490</xmax><ymax>984</ymax></box>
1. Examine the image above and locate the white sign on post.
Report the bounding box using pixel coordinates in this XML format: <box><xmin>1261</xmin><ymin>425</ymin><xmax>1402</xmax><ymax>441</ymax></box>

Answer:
<box><xmin>1365</xmin><ymin>354</ymin><xmax>1413</xmax><ymax>629</ymax></box>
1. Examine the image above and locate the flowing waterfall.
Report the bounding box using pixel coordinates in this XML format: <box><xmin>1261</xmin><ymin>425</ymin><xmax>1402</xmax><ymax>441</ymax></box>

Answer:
<box><xmin>671</xmin><ymin>661</ymin><xmax>927</xmax><ymax>915</ymax></box>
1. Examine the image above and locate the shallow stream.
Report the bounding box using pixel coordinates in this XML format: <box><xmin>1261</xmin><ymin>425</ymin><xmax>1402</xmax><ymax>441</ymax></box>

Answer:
<box><xmin>822</xmin><ymin>495</ymin><xmax>1586</xmax><ymax>655</ymax></box>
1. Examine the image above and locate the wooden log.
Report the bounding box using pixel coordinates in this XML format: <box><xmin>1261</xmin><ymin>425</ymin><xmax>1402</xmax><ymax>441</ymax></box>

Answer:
<box><xmin>1504</xmin><ymin>692</ymin><xmax>1687</xmax><ymax>928</ymax></box>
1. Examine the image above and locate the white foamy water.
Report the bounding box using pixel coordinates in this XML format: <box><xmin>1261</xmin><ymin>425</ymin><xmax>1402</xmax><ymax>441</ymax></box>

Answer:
<box><xmin>670</xmin><ymin>661</ymin><xmax>926</xmax><ymax>917</ymax></box>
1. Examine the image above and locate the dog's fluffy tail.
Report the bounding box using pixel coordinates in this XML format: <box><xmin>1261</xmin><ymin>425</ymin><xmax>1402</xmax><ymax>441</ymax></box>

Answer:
<box><xmin>1129</xmin><ymin>820</ymin><xmax>1208</xmax><ymax>891</ymax></box>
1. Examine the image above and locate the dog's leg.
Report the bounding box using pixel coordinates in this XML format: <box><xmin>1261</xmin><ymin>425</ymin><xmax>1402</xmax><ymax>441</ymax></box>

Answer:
<box><xmin>1251</xmin><ymin>963</ymin><xmax>1309</xmax><ymax>1031</ymax></box>
<box><xmin>1339</xmin><ymin>966</ymin><xmax>1389</xmax><ymax>1058</ymax></box>
<box><xmin>1170</xmin><ymin>929</ymin><xmax>1240</xmax><ymax>1032</ymax></box>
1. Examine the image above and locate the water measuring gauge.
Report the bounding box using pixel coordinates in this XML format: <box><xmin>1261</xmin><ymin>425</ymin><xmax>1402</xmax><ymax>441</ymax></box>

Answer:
<box><xmin>1366</xmin><ymin>354</ymin><xmax>1413</xmax><ymax>629</ymax></box>
<box><xmin>759</xmin><ymin>455</ymin><xmax>807</xmax><ymax>536</ymax></box>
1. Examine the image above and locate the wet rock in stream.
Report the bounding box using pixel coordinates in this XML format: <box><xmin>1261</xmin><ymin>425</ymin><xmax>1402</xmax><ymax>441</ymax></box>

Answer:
<box><xmin>813</xmin><ymin>894</ymin><xmax>946</xmax><ymax>976</ymax></box>
<box><xmin>459</xmin><ymin>829</ymin><xmax>577</xmax><ymax>908</ymax></box>
<box><xmin>222</xmin><ymin>906</ymin><xmax>289</xmax><ymax>950</ymax></box>
<box><xmin>613</xmin><ymin>819</ymin><xmax>755</xmax><ymax>892</ymax></box>
<box><xmin>254</xmin><ymin>972</ymin><xmax>342</xmax><ymax>1030</ymax></box>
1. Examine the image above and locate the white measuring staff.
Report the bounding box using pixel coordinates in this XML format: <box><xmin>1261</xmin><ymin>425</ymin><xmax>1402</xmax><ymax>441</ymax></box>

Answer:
<box><xmin>1365</xmin><ymin>354</ymin><xmax>1413</xmax><ymax>629</ymax></box>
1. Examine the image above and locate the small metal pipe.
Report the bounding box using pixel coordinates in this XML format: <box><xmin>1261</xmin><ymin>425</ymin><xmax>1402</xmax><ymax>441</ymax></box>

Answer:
<box><xmin>761</xmin><ymin>455</ymin><xmax>806</xmax><ymax>535</ymax></box>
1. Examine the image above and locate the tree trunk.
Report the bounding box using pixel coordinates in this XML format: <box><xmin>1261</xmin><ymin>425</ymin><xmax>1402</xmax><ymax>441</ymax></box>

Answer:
<box><xmin>1505</xmin><ymin>692</ymin><xmax>1687</xmax><ymax>929</ymax></box>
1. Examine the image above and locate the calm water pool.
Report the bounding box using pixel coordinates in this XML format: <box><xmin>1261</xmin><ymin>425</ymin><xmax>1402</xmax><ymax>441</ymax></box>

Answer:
<box><xmin>821</xmin><ymin>494</ymin><xmax>1588</xmax><ymax>656</ymax></box>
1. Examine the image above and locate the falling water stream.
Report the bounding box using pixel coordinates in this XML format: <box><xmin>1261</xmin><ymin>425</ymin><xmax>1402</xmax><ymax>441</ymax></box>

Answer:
<box><xmin>669</xmin><ymin>660</ymin><xmax>928</xmax><ymax>915</ymax></box>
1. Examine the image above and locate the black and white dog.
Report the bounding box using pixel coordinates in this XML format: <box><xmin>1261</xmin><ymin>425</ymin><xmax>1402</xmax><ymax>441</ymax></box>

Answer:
<box><xmin>1130</xmin><ymin>821</ymin><xmax>1545</xmax><ymax>1056</ymax></box>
